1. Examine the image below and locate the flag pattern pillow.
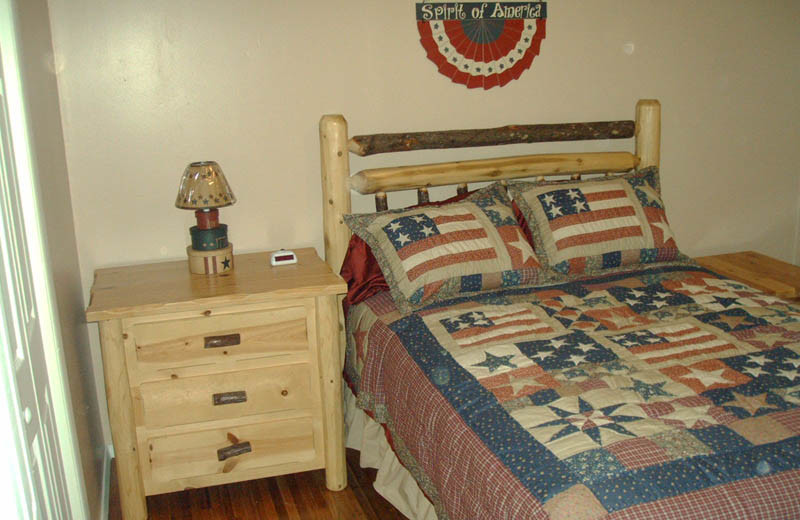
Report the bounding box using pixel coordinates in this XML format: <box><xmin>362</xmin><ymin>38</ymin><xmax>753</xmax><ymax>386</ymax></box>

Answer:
<box><xmin>344</xmin><ymin>183</ymin><xmax>542</xmax><ymax>313</ymax></box>
<box><xmin>509</xmin><ymin>168</ymin><xmax>686</xmax><ymax>277</ymax></box>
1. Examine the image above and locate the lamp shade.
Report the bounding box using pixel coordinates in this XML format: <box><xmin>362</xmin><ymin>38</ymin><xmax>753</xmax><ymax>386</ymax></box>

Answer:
<box><xmin>175</xmin><ymin>161</ymin><xmax>237</xmax><ymax>209</ymax></box>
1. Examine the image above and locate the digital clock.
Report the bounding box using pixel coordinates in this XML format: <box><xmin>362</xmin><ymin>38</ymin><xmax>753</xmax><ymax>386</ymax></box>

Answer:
<box><xmin>270</xmin><ymin>249</ymin><xmax>298</xmax><ymax>266</ymax></box>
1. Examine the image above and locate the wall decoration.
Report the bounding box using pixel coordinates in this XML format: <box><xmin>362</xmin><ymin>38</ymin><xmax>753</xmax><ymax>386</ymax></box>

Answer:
<box><xmin>416</xmin><ymin>2</ymin><xmax>547</xmax><ymax>89</ymax></box>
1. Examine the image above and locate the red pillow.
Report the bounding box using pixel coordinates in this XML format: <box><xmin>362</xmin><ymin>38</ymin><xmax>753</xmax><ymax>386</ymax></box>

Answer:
<box><xmin>340</xmin><ymin>190</ymin><xmax>538</xmax><ymax>311</ymax></box>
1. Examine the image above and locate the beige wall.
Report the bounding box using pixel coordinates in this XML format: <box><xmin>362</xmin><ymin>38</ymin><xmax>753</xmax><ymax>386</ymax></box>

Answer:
<box><xmin>14</xmin><ymin>0</ymin><xmax>105</xmax><ymax>516</ymax></box>
<box><xmin>47</xmin><ymin>0</ymin><xmax>800</xmax><ymax>492</ymax></box>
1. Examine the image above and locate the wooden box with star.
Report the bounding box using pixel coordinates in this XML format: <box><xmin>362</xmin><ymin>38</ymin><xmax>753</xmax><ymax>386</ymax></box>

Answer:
<box><xmin>85</xmin><ymin>248</ymin><xmax>347</xmax><ymax>519</ymax></box>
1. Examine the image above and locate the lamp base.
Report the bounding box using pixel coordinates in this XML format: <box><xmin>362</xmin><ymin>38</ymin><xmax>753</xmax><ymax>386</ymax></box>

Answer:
<box><xmin>187</xmin><ymin>244</ymin><xmax>234</xmax><ymax>275</ymax></box>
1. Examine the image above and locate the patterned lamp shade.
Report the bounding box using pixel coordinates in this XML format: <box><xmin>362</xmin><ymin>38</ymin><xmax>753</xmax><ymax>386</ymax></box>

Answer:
<box><xmin>175</xmin><ymin>161</ymin><xmax>237</xmax><ymax>209</ymax></box>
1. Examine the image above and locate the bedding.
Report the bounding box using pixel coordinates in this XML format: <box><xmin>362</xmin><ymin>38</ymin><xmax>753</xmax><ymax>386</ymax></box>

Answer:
<box><xmin>345</xmin><ymin>263</ymin><xmax>800</xmax><ymax>520</ymax></box>
<box><xmin>344</xmin><ymin>183</ymin><xmax>542</xmax><ymax>314</ymax></box>
<box><xmin>508</xmin><ymin>168</ymin><xmax>686</xmax><ymax>278</ymax></box>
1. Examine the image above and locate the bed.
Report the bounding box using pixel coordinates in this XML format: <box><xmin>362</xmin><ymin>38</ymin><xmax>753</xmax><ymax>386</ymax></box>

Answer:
<box><xmin>319</xmin><ymin>100</ymin><xmax>800</xmax><ymax>519</ymax></box>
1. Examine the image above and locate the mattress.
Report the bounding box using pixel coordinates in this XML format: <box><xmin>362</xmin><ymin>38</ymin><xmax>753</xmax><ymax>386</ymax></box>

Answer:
<box><xmin>344</xmin><ymin>263</ymin><xmax>800</xmax><ymax>520</ymax></box>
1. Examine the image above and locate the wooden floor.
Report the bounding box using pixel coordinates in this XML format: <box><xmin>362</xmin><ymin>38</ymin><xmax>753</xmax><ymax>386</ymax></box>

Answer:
<box><xmin>109</xmin><ymin>449</ymin><xmax>407</xmax><ymax>519</ymax></box>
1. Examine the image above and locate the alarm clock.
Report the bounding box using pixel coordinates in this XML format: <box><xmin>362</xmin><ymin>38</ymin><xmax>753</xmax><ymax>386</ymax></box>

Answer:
<box><xmin>270</xmin><ymin>249</ymin><xmax>297</xmax><ymax>266</ymax></box>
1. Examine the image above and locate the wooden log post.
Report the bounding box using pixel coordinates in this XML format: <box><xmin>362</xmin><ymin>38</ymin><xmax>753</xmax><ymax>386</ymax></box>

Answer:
<box><xmin>635</xmin><ymin>100</ymin><xmax>661</xmax><ymax>170</ymax></box>
<box><xmin>348</xmin><ymin>121</ymin><xmax>636</xmax><ymax>156</ymax></box>
<box><xmin>319</xmin><ymin>115</ymin><xmax>352</xmax><ymax>273</ymax></box>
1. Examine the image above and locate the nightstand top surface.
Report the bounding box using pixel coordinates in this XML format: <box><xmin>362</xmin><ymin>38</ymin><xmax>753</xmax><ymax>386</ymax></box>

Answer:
<box><xmin>695</xmin><ymin>250</ymin><xmax>800</xmax><ymax>299</ymax></box>
<box><xmin>86</xmin><ymin>248</ymin><xmax>346</xmax><ymax>322</ymax></box>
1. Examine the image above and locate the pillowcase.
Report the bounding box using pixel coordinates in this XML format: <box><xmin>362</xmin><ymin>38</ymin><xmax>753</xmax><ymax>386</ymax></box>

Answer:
<box><xmin>340</xmin><ymin>190</ymin><xmax>474</xmax><ymax>312</ymax></box>
<box><xmin>508</xmin><ymin>167</ymin><xmax>684</xmax><ymax>277</ymax></box>
<box><xmin>344</xmin><ymin>183</ymin><xmax>542</xmax><ymax>313</ymax></box>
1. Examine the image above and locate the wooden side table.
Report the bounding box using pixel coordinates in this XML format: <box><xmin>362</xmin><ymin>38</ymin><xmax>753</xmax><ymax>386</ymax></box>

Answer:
<box><xmin>694</xmin><ymin>250</ymin><xmax>800</xmax><ymax>300</ymax></box>
<box><xmin>86</xmin><ymin>248</ymin><xmax>347</xmax><ymax>520</ymax></box>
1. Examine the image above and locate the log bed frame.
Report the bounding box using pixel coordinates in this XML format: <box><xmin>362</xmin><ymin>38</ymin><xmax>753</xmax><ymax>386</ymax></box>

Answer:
<box><xmin>319</xmin><ymin>99</ymin><xmax>660</xmax><ymax>275</ymax></box>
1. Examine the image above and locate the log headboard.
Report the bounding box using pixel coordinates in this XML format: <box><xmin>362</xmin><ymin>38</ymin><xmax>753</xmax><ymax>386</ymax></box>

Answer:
<box><xmin>319</xmin><ymin>99</ymin><xmax>660</xmax><ymax>274</ymax></box>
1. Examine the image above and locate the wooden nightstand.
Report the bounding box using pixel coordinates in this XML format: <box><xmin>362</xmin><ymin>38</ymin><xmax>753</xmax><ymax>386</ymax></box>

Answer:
<box><xmin>86</xmin><ymin>248</ymin><xmax>347</xmax><ymax>520</ymax></box>
<box><xmin>695</xmin><ymin>250</ymin><xmax>800</xmax><ymax>300</ymax></box>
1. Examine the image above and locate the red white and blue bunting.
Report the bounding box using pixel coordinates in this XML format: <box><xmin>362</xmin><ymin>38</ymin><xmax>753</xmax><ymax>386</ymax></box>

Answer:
<box><xmin>416</xmin><ymin>2</ymin><xmax>547</xmax><ymax>89</ymax></box>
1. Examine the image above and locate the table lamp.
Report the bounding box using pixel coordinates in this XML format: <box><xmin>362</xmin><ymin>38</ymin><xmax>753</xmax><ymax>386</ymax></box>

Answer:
<box><xmin>175</xmin><ymin>161</ymin><xmax>236</xmax><ymax>274</ymax></box>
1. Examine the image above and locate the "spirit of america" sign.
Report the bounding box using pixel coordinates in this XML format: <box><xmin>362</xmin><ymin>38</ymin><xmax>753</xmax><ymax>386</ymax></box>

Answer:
<box><xmin>416</xmin><ymin>2</ymin><xmax>547</xmax><ymax>89</ymax></box>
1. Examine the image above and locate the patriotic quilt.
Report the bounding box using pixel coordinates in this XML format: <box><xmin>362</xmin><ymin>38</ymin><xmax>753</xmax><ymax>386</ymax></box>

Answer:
<box><xmin>509</xmin><ymin>168</ymin><xmax>685</xmax><ymax>277</ymax></box>
<box><xmin>345</xmin><ymin>264</ymin><xmax>800</xmax><ymax>520</ymax></box>
<box><xmin>345</xmin><ymin>183</ymin><xmax>541</xmax><ymax>314</ymax></box>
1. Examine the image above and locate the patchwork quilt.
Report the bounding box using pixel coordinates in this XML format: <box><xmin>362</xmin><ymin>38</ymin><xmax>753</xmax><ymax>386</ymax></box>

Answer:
<box><xmin>345</xmin><ymin>264</ymin><xmax>800</xmax><ymax>520</ymax></box>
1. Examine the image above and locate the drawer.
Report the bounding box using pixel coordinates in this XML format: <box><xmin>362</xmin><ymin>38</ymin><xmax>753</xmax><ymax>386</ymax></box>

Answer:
<box><xmin>138</xmin><ymin>364</ymin><xmax>314</xmax><ymax>429</ymax></box>
<box><xmin>127</xmin><ymin>304</ymin><xmax>310</xmax><ymax>378</ymax></box>
<box><xmin>144</xmin><ymin>415</ymin><xmax>320</xmax><ymax>494</ymax></box>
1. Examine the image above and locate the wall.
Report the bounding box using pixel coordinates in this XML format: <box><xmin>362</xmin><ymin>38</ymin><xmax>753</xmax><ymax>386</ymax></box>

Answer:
<box><xmin>14</xmin><ymin>0</ymin><xmax>105</xmax><ymax>516</ymax></box>
<box><xmin>47</xmin><ymin>0</ymin><xmax>800</xmax><ymax>481</ymax></box>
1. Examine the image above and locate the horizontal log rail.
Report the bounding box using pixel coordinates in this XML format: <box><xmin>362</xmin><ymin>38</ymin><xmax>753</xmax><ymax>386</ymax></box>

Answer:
<box><xmin>348</xmin><ymin>120</ymin><xmax>635</xmax><ymax>157</ymax></box>
<box><xmin>348</xmin><ymin>151</ymin><xmax>638</xmax><ymax>194</ymax></box>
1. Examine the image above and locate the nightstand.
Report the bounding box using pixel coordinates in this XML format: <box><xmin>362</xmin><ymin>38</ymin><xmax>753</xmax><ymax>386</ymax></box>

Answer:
<box><xmin>695</xmin><ymin>250</ymin><xmax>800</xmax><ymax>300</ymax></box>
<box><xmin>86</xmin><ymin>248</ymin><xmax>347</xmax><ymax>520</ymax></box>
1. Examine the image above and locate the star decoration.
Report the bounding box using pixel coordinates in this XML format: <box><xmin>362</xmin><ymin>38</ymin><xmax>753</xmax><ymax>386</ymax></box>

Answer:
<box><xmin>625</xmin><ymin>378</ymin><xmax>673</xmax><ymax>401</ymax></box>
<box><xmin>746</xmin><ymin>354</ymin><xmax>769</xmax><ymax>366</ymax></box>
<box><xmin>777</xmin><ymin>368</ymin><xmax>800</xmax><ymax>381</ymax></box>
<box><xmin>652</xmin><ymin>217</ymin><xmax>674</xmax><ymax>243</ymax></box>
<box><xmin>568</xmin><ymin>354</ymin><xmax>587</xmax><ymax>365</ymax></box>
<box><xmin>683</xmin><ymin>367</ymin><xmax>730</xmax><ymax>387</ymax></box>
<box><xmin>508</xmin><ymin>230</ymin><xmax>538</xmax><ymax>265</ymax></box>
<box><xmin>473</xmin><ymin>352</ymin><xmax>517</xmax><ymax>373</ymax></box>
<box><xmin>742</xmin><ymin>365</ymin><xmax>766</xmax><ymax>378</ymax></box>
<box><xmin>221</xmin><ymin>257</ymin><xmax>231</xmax><ymax>269</ymax></box>
<box><xmin>541</xmin><ymin>193</ymin><xmax>555</xmax><ymax>205</ymax></box>
<box><xmin>396</xmin><ymin>233</ymin><xmax>410</xmax><ymax>246</ymax></box>
<box><xmin>724</xmin><ymin>392</ymin><xmax>778</xmax><ymax>416</ymax></box>
<box><xmin>714</xmin><ymin>313</ymin><xmax>747</xmax><ymax>330</ymax></box>
<box><xmin>713</xmin><ymin>296</ymin><xmax>739</xmax><ymax>308</ymax></box>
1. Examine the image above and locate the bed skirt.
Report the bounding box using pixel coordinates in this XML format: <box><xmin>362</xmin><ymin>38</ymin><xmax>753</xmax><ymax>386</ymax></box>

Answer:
<box><xmin>344</xmin><ymin>384</ymin><xmax>437</xmax><ymax>520</ymax></box>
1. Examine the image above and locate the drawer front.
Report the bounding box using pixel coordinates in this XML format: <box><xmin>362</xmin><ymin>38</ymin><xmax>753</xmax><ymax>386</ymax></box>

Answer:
<box><xmin>128</xmin><ymin>304</ymin><xmax>310</xmax><ymax>378</ymax></box>
<box><xmin>144</xmin><ymin>416</ymin><xmax>320</xmax><ymax>494</ymax></box>
<box><xmin>139</xmin><ymin>364</ymin><xmax>313</xmax><ymax>429</ymax></box>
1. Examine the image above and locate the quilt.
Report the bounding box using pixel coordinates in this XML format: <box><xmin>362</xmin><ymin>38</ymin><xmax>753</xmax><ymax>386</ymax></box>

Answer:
<box><xmin>345</xmin><ymin>264</ymin><xmax>800</xmax><ymax>520</ymax></box>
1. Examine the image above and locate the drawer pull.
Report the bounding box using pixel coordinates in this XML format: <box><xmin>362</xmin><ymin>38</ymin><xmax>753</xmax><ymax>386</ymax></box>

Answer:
<box><xmin>213</xmin><ymin>391</ymin><xmax>247</xmax><ymax>406</ymax></box>
<box><xmin>204</xmin><ymin>333</ymin><xmax>241</xmax><ymax>349</ymax></box>
<box><xmin>217</xmin><ymin>441</ymin><xmax>251</xmax><ymax>461</ymax></box>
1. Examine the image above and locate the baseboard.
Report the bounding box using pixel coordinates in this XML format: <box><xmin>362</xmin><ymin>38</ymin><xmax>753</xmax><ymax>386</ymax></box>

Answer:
<box><xmin>99</xmin><ymin>444</ymin><xmax>114</xmax><ymax>520</ymax></box>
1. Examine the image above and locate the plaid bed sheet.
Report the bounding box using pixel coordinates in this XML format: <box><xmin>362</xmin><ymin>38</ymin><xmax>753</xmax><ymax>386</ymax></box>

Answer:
<box><xmin>344</xmin><ymin>264</ymin><xmax>800</xmax><ymax>520</ymax></box>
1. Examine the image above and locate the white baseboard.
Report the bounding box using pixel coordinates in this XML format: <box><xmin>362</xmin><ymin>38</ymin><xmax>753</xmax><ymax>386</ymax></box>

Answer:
<box><xmin>99</xmin><ymin>444</ymin><xmax>114</xmax><ymax>520</ymax></box>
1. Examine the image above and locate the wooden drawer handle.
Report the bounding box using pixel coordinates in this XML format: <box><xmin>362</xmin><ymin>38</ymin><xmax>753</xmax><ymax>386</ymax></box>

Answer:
<box><xmin>213</xmin><ymin>391</ymin><xmax>247</xmax><ymax>406</ymax></box>
<box><xmin>217</xmin><ymin>441</ymin><xmax>251</xmax><ymax>461</ymax></box>
<box><xmin>204</xmin><ymin>333</ymin><xmax>241</xmax><ymax>349</ymax></box>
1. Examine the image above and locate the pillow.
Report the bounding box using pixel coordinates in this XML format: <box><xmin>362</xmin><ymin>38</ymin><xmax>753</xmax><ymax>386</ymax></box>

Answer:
<box><xmin>508</xmin><ymin>167</ymin><xmax>685</xmax><ymax>277</ymax></box>
<box><xmin>344</xmin><ymin>183</ymin><xmax>542</xmax><ymax>313</ymax></box>
<box><xmin>340</xmin><ymin>190</ymin><xmax>474</xmax><ymax>311</ymax></box>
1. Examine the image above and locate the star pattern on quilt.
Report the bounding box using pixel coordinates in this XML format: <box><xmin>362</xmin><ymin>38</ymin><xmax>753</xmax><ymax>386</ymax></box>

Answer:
<box><xmin>473</xmin><ymin>352</ymin><xmax>517</xmax><ymax>372</ymax></box>
<box><xmin>516</xmin><ymin>331</ymin><xmax>617</xmax><ymax>371</ymax></box>
<box><xmin>528</xmin><ymin>398</ymin><xmax>640</xmax><ymax>448</ymax></box>
<box><xmin>721</xmin><ymin>347</ymin><xmax>800</xmax><ymax>390</ymax></box>
<box><xmin>723</xmin><ymin>391</ymin><xmax>780</xmax><ymax>417</ymax></box>
<box><xmin>608</xmin><ymin>285</ymin><xmax>692</xmax><ymax>314</ymax></box>
<box><xmin>695</xmin><ymin>308</ymin><xmax>770</xmax><ymax>332</ymax></box>
<box><xmin>624</xmin><ymin>378</ymin><xmax>674</xmax><ymax>401</ymax></box>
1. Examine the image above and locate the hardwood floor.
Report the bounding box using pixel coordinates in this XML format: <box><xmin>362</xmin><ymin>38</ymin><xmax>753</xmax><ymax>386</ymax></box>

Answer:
<box><xmin>109</xmin><ymin>449</ymin><xmax>407</xmax><ymax>519</ymax></box>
